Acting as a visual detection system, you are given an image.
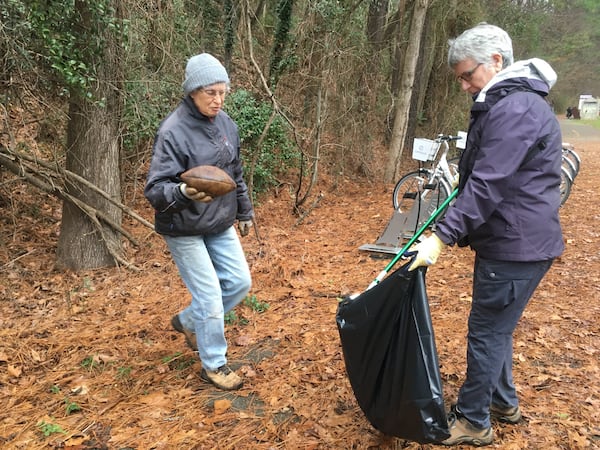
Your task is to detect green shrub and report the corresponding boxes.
[121,78,179,159]
[225,89,298,195]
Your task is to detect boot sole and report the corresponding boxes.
[443,436,493,446]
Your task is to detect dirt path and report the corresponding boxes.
[1,134,599,448]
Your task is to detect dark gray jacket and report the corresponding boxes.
[145,96,253,236]
[436,59,564,261]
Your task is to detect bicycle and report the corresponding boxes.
[392,134,462,232]
[392,135,579,232]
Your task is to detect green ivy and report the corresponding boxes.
[19,0,128,100]
[270,0,294,85]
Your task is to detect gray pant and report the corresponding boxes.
[457,256,553,429]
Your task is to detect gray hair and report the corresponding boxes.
[448,23,514,69]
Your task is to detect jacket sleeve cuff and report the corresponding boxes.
[175,183,193,203]
[434,230,454,247]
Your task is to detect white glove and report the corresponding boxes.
[408,234,446,271]
[451,173,460,190]
[180,183,212,203]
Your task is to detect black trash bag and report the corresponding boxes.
[336,262,450,443]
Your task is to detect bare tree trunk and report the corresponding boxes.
[405,11,435,142]
[389,0,407,97]
[56,0,123,270]
[384,0,429,183]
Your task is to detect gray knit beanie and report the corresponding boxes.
[182,53,230,95]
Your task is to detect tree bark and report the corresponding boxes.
[56,0,124,270]
[366,0,388,50]
[384,0,429,183]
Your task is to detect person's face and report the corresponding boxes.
[454,53,503,94]
[190,82,228,117]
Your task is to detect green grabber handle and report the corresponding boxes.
[365,188,459,291]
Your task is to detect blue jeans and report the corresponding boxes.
[164,227,251,371]
[457,256,553,429]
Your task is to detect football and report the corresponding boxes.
[180,165,236,197]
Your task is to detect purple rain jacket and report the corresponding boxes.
[144,96,253,236]
[435,59,564,261]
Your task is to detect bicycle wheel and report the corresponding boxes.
[392,170,450,231]
[560,165,572,206]
[562,146,581,177]
[393,169,428,210]
[562,155,577,181]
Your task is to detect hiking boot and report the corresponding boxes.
[490,403,522,424]
[201,365,243,390]
[171,314,198,351]
[442,406,494,446]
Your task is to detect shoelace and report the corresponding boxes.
[217,365,232,375]
[447,411,458,425]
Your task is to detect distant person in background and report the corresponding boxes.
[409,23,564,446]
[145,53,254,391]
[566,106,572,119]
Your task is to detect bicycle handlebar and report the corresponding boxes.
[436,134,462,142]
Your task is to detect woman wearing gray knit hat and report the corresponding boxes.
[145,53,254,391]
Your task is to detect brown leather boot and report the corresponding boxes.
[490,403,522,424]
[442,406,493,446]
[201,365,243,390]
[171,314,198,351]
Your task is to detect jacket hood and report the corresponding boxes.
[475,58,557,103]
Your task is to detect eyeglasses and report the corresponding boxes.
[457,63,483,83]
[200,88,230,98]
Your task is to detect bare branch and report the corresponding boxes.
[294,192,324,227]
[243,0,314,217]
[5,146,154,230]
[0,144,142,270]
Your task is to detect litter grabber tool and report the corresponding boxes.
[364,188,458,291]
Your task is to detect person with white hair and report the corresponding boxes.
[410,23,564,446]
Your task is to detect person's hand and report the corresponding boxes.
[238,220,252,237]
[180,183,212,202]
[408,234,446,271]
[451,173,460,190]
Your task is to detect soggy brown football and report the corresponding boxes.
[180,165,236,197]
